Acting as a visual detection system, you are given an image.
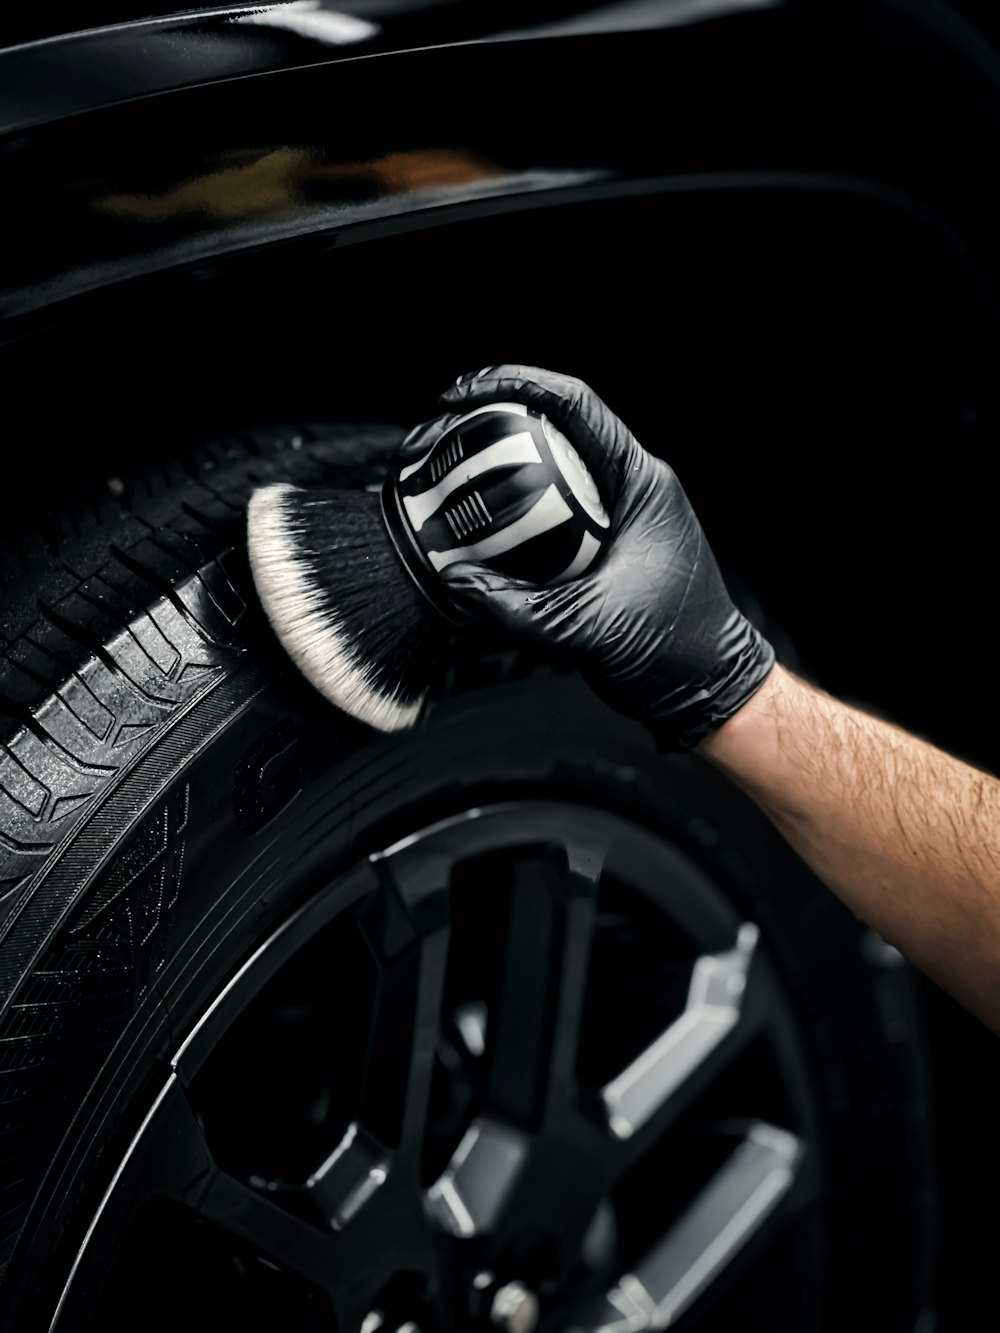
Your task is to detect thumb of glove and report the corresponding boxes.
[439,562,549,637]
[397,412,461,461]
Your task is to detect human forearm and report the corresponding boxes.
[699,665,1000,1031]
[413,367,1000,1031]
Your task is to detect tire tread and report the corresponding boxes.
[0,420,403,1282]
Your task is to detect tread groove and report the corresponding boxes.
[35,599,176,710]
[108,546,228,650]
[0,691,117,780]
[0,419,405,1302]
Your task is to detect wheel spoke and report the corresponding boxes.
[357,853,451,1165]
[195,1168,342,1290]
[488,835,603,1128]
[282,1120,392,1232]
[57,803,837,1333]
[199,1164,441,1332]
[53,1077,341,1324]
[568,1122,804,1331]
[598,924,766,1174]
[53,1077,205,1326]
[488,855,562,1124]
[121,1075,215,1207]
[424,832,604,1247]
[547,831,605,1118]
[426,1113,530,1237]
[134,1085,413,1305]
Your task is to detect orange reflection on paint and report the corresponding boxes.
[96,147,503,223]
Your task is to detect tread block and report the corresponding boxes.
[0,422,401,1283]
[0,660,54,711]
[55,676,114,744]
[145,527,215,573]
[74,573,150,629]
[190,559,246,629]
[4,640,70,691]
[41,593,122,656]
[145,593,233,665]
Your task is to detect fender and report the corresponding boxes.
[2,0,999,329]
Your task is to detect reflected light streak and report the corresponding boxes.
[239,1,380,46]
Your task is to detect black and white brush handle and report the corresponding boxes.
[381,402,611,620]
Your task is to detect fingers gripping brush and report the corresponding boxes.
[247,402,611,731]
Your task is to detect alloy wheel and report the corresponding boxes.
[55,801,825,1331]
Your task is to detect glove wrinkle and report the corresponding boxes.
[428,365,774,749]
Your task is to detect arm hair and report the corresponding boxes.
[699,665,1000,1031]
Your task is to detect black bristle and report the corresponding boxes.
[247,484,448,731]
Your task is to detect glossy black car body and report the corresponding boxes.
[2,0,997,748]
[1,2,998,1330]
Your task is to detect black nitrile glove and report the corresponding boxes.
[400,365,775,751]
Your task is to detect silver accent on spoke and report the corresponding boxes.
[602,923,759,1140]
[491,1280,541,1332]
[426,1115,528,1237]
[569,1122,802,1331]
[455,1001,488,1057]
[303,1120,390,1230]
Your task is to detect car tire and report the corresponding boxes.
[0,424,935,1332]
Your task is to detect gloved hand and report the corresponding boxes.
[400,365,775,751]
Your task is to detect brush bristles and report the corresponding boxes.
[247,483,443,732]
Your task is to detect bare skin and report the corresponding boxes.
[410,365,1000,1033]
[698,664,1000,1032]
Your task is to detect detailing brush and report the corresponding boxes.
[247,402,611,732]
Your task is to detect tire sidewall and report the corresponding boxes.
[2,666,932,1330]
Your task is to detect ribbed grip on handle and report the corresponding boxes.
[381,403,610,620]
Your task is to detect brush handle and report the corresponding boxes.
[381,403,610,621]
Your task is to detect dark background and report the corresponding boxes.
[10,178,996,1327]
[2,2,998,1326]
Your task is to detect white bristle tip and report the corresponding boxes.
[247,484,424,732]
